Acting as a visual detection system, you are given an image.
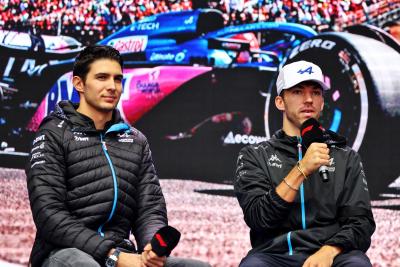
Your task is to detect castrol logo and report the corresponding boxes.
[108,36,148,53]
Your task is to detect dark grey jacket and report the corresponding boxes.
[234,129,375,256]
[26,101,167,266]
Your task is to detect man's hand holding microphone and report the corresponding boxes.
[276,118,331,201]
[107,226,180,267]
[300,142,330,179]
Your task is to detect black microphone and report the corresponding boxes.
[300,118,329,182]
[150,226,181,257]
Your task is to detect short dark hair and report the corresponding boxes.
[73,45,123,81]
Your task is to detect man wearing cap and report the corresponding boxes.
[234,61,375,266]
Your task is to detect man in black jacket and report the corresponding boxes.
[234,60,375,267]
[26,45,210,267]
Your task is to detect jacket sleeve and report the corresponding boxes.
[234,145,293,232]
[325,150,376,252]
[132,138,168,251]
[26,124,115,264]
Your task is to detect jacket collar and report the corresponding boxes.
[270,129,299,155]
[270,128,347,155]
[52,100,128,133]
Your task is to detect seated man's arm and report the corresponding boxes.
[234,145,294,232]
[324,150,376,252]
[132,137,168,251]
[26,125,116,264]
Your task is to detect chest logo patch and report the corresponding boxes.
[74,136,89,141]
[268,154,282,168]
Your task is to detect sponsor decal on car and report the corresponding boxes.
[3,57,47,77]
[175,52,185,63]
[131,22,160,31]
[150,52,175,61]
[136,80,160,93]
[107,36,148,53]
[149,52,186,62]
[184,16,194,25]
[223,131,267,145]
[289,39,336,59]
[136,69,161,93]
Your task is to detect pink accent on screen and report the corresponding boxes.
[27,66,211,131]
[120,66,211,124]
[332,90,340,102]
[26,98,47,132]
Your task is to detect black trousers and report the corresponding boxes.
[239,250,372,267]
[41,248,211,267]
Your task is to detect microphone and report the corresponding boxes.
[300,118,329,182]
[150,226,181,257]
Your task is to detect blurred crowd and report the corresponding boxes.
[0,0,399,44]
[200,0,400,31]
[0,0,192,44]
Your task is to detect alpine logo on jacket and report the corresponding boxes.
[117,132,134,143]
[73,132,89,141]
[74,136,89,141]
[57,120,65,128]
[267,154,282,168]
[326,157,335,172]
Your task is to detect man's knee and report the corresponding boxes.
[333,250,372,267]
[165,256,211,267]
[240,252,306,267]
[239,253,269,267]
[43,248,100,267]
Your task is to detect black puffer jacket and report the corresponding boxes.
[26,101,167,267]
[234,129,375,256]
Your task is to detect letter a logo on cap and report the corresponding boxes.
[297,66,314,75]
[275,60,330,96]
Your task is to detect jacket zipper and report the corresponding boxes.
[287,136,307,255]
[297,137,307,231]
[97,133,119,237]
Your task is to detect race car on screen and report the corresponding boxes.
[0,9,399,198]
[0,9,317,156]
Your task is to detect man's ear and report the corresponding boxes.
[72,76,84,94]
[275,95,285,112]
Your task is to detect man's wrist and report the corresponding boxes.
[322,245,342,258]
[296,160,309,179]
[105,248,121,267]
[108,248,116,257]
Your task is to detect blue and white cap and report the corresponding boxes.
[276,60,330,95]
